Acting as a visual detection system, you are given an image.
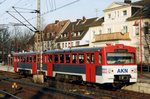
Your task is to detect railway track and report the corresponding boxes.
[0,71,93,99]
[0,71,150,99]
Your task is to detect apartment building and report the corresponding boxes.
[90,0,150,63]
[30,0,149,63]
[55,17,97,49]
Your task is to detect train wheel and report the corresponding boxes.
[112,82,123,90]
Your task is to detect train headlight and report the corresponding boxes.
[131,68,137,73]
[108,69,114,74]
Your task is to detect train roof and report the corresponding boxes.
[44,47,102,54]
[13,47,102,56]
[13,51,36,56]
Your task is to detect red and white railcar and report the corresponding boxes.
[13,44,137,86]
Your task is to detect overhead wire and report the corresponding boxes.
[3,0,36,26]
[50,0,53,10]
[2,0,80,29]
[6,11,34,32]
[12,6,37,31]
[54,0,56,10]
[22,0,80,23]
[13,7,36,11]
[46,0,49,12]
[0,0,24,21]
[0,0,7,5]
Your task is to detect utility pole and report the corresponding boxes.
[139,16,143,77]
[34,0,44,83]
[36,0,43,73]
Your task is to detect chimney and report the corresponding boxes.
[82,16,86,24]
[55,20,59,24]
[124,0,131,4]
[76,19,81,25]
[82,16,86,21]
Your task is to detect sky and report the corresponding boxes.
[0,0,140,29]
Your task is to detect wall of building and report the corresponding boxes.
[103,4,132,34]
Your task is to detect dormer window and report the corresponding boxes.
[108,13,111,19]
[64,33,66,37]
[52,32,54,37]
[47,33,49,38]
[123,10,127,16]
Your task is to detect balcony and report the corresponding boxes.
[93,32,130,42]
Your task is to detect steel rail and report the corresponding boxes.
[0,76,94,99]
[0,90,21,99]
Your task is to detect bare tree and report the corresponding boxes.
[0,27,11,63]
[143,22,150,64]
[11,27,33,52]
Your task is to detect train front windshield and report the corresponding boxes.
[107,53,135,65]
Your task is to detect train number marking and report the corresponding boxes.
[117,69,128,73]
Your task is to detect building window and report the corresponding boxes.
[65,43,67,47]
[76,41,79,46]
[57,43,60,49]
[107,28,111,33]
[123,10,127,16]
[78,32,80,36]
[99,30,102,34]
[47,33,49,38]
[93,31,95,37]
[114,11,116,18]
[64,34,66,37]
[135,26,139,35]
[68,42,70,47]
[62,43,64,48]
[123,26,128,33]
[108,13,111,19]
[74,32,76,36]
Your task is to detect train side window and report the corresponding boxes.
[79,54,84,63]
[60,54,64,63]
[42,55,45,63]
[24,57,26,62]
[91,53,95,63]
[18,56,20,62]
[66,54,70,63]
[54,54,58,63]
[26,56,28,62]
[49,55,52,63]
[21,56,24,62]
[37,55,40,62]
[86,54,90,63]
[34,56,36,62]
[72,54,77,63]
[29,56,32,62]
[99,54,102,64]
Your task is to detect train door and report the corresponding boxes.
[86,53,95,82]
[13,56,17,72]
[47,54,53,77]
[32,55,37,74]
